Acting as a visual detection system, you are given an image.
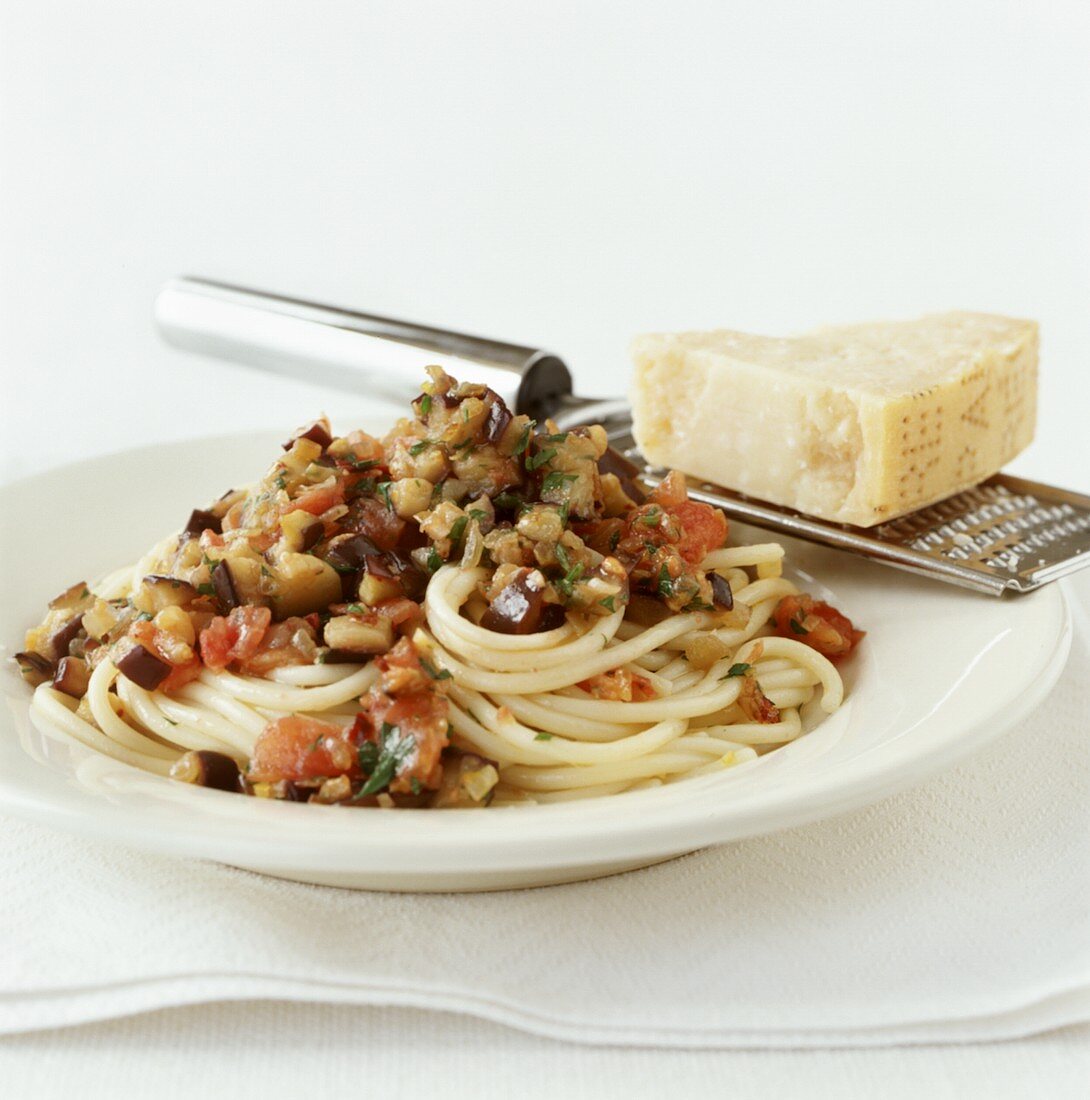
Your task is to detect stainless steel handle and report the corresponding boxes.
[154,276,574,420]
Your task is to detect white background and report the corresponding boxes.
[2,1,1089,1094]
[1,1,1089,488]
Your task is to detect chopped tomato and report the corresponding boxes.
[737,674,780,723]
[771,594,865,660]
[649,470,688,509]
[672,501,728,565]
[375,636,432,694]
[353,687,450,794]
[578,669,657,702]
[198,606,273,670]
[290,482,345,517]
[239,617,318,675]
[248,716,358,783]
[374,597,425,634]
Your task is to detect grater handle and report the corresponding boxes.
[154,277,575,422]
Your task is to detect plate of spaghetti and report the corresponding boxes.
[0,372,1070,890]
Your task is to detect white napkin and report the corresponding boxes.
[3,578,1088,1049]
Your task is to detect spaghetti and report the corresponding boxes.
[15,369,863,808]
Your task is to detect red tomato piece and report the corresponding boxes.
[672,500,728,565]
[771,594,865,660]
[199,606,273,670]
[248,716,358,783]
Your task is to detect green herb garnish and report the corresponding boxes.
[426,546,442,573]
[377,481,394,511]
[419,393,432,417]
[409,439,432,456]
[726,663,751,678]
[534,732,553,741]
[541,471,578,494]
[410,777,422,795]
[656,563,675,599]
[638,507,661,527]
[599,595,616,612]
[527,447,556,471]
[197,583,216,597]
[354,722,416,799]
[789,617,809,635]
[420,656,452,681]
[345,603,365,614]
[542,432,569,443]
[513,420,536,454]
[448,515,468,545]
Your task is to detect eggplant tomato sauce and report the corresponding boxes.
[17,369,862,808]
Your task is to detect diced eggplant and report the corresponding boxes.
[301,520,324,551]
[282,419,333,452]
[323,614,393,654]
[211,560,240,610]
[136,575,199,614]
[52,656,90,699]
[480,571,566,634]
[169,750,245,792]
[48,581,93,612]
[115,644,171,690]
[709,572,734,611]
[48,614,85,660]
[183,508,222,538]
[324,532,380,574]
[599,447,646,504]
[483,390,513,443]
[14,651,54,687]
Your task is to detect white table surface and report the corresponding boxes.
[2,2,1088,1094]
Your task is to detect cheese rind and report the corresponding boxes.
[630,312,1038,528]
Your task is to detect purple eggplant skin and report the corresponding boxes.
[483,390,513,443]
[211,560,240,610]
[52,656,90,699]
[183,508,222,538]
[709,572,734,611]
[480,573,566,635]
[14,651,55,687]
[598,447,646,504]
[115,644,172,690]
[282,420,333,451]
[48,614,86,662]
[170,750,246,793]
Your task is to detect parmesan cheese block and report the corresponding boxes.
[630,312,1038,528]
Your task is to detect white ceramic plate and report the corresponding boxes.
[0,431,1072,891]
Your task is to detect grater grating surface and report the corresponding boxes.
[602,419,1090,597]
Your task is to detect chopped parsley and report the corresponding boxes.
[410,777,422,795]
[134,611,154,622]
[408,439,432,456]
[534,732,553,741]
[513,420,537,454]
[554,543,572,572]
[556,562,584,598]
[468,508,488,524]
[448,515,468,545]
[420,656,452,681]
[345,603,365,614]
[354,722,416,799]
[273,474,287,490]
[419,393,432,417]
[197,582,217,597]
[638,507,662,526]
[426,546,442,573]
[725,663,751,678]
[558,500,571,527]
[376,481,394,511]
[541,471,578,494]
[542,431,569,443]
[493,491,524,510]
[656,563,675,599]
[526,447,556,471]
[599,595,616,612]
[789,617,810,635]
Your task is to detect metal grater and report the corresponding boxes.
[154,277,1090,597]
